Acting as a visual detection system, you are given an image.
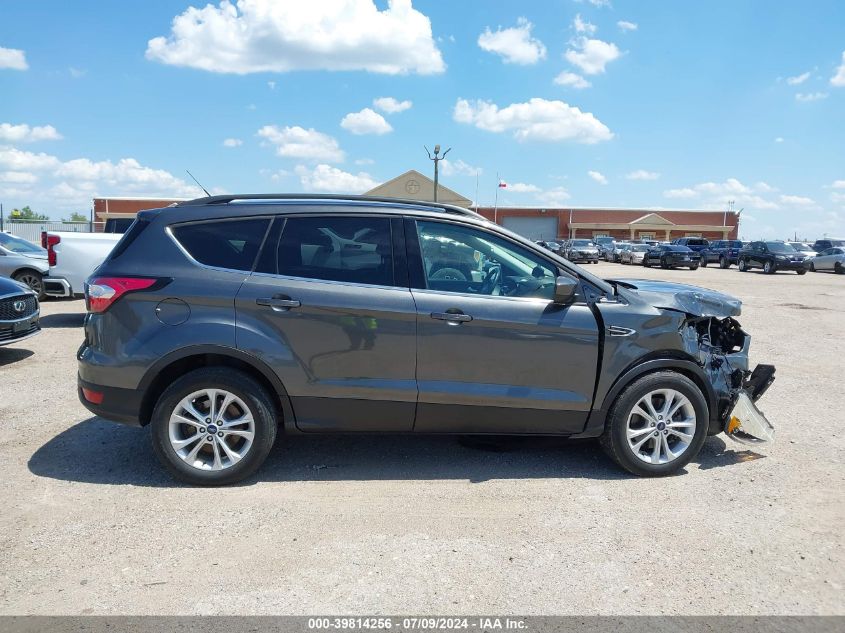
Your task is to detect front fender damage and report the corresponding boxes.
[680,314,776,444]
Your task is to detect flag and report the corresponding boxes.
[498,180,507,188]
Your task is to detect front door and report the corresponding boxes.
[406,218,600,434]
[236,215,417,432]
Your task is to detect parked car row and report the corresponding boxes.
[535,235,845,275]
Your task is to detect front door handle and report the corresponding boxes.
[257,296,301,311]
[431,310,472,324]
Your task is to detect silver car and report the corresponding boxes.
[620,243,650,264]
[808,247,845,274]
[0,233,50,299]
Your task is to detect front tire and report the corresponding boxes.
[836,262,844,275]
[720,257,730,269]
[738,258,748,272]
[599,371,709,476]
[150,367,278,486]
[13,270,44,300]
[763,260,775,274]
[700,258,708,268]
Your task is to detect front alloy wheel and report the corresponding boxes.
[13,271,44,299]
[763,260,775,274]
[738,258,748,272]
[600,371,708,476]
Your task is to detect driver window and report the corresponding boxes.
[415,220,556,299]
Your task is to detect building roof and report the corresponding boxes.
[365,170,472,207]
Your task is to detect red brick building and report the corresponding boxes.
[474,207,739,242]
[93,197,186,227]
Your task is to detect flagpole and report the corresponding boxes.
[494,172,499,224]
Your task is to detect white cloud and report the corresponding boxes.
[355,158,375,166]
[795,92,828,102]
[617,20,638,32]
[0,46,28,70]
[662,179,785,211]
[0,123,62,143]
[440,159,482,177]
[507,182,540,193]
[831,180,845,189]
[779,194,815,206]
[294,164,377,193]
[453,97,613,144]
[222,138,243,147]
[257,125,344,162]
[477,17,547,65]
[831,192,845,204]
[535,186,571,206]
[786,71,810,85]
[588,0,611,6]
[267,80,276,90]
[0,146,61,171]
[69,67,86,78]
[626,169,660,181]
[574,14,597,35]
[831,51,845,87]
[588,170,608,184]
[0,171,38,184]
[554,71,591,89]
[146,0,445,75]
[565,37,621,75]
[373,97,412,113]
[340,108,393,135]
[774,137,784,143]
[663,187,696,199]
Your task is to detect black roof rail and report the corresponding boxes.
[175,193,483,218]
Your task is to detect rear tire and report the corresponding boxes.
[700,258,708,268]
[836,262,844,275]
[763,260,775,274]
[738,258,748,272]
[599,371,709,477]
[720,257,730,269]
[796,269,807,275]
[689,264,699,270]
[150,367,278,486]
[809,262,816,272]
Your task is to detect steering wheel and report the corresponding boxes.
[480,264,501,295]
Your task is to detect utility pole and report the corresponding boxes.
[0,203,4,232]
[424,144,450,202]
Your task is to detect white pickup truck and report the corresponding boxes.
[41,231,123,298]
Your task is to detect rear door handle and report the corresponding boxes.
[257,296,301,311]
[430,311,472,324]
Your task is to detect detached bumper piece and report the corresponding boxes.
[725,364,776,445]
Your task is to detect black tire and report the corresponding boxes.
[738,258,748,272]
[660,258,670,269]
[13,269,45,300]
[689,264,699,270]
[720,257,730,269]
[796,269,807,275]
[150,367,278,486]
[809,262,816,272]
[599,371,709,476]
[763,260,775,274]
[700,258,708,268]
[836,262,844,275]
[643,258,650,267]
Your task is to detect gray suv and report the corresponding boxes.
[78,195,776,485]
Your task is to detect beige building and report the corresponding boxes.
[365,169,471,208]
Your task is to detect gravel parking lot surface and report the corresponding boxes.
[0,263,842,615]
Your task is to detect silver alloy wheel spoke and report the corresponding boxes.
[626,388,696,465]
[168,389,255,472]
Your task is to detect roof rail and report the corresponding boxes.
[175,193,482,218]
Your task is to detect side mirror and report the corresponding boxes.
[553,275,577,304]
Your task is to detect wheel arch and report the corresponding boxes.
[574,356,718,438]
[137,345,295,429]
[12,266,45,279]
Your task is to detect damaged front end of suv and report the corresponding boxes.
[609,279,776,445]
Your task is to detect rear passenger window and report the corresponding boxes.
[172,218,270,271]
[266,216,394,286]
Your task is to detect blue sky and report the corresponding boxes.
[1,0,844,239]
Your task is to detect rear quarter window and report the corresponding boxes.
[171,218,271,271]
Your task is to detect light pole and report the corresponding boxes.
[424,144,451,202]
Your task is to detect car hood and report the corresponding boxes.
[0,275,33,295]
[609,278,742,317]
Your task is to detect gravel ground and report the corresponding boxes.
[0,263,842,615]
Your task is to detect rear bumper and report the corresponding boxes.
[77,375,145,427]
[44,277,73,297]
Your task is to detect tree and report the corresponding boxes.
[10,206,50,221]
[63,212,88,222]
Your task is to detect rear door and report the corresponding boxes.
[236,214,417,432]
[406,217,599,434]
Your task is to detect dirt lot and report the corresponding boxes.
[0,263,843,615]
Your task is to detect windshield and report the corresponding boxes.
[631,245,649,252]
[667,245,691,252]
[766,242,796,253]
[830,240,845,247]
[594,237,614,245]
[0,233,44,254]
[571,239,595,247]
[788,242,810,250]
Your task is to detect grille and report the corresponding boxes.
[0,321,39,342]
[0,294,38,321]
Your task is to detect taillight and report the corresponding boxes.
[86,277,157,313]
[42,232,60,266]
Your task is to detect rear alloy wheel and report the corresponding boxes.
[763,260,775,274]
[13,270,44,300]
[738,258,748,272]
[600,371,708,476]
[151,367,278,485]
[720,257,730,269]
